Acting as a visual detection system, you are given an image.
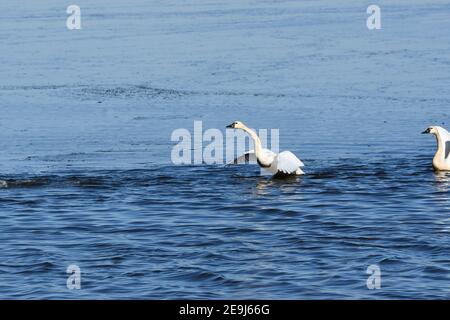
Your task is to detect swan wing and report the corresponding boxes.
[437,127,450,159]
[231,149,276,164]
[446,141,450,159]
[232,150,256,164]
[276,151,304,174]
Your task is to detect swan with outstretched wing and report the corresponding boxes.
[227,121,305,176]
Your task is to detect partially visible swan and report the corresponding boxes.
[226,121,305,176]
[422,125,450,171]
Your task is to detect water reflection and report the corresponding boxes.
[433,171,450,193]
[254,178,274,195]
[254,175,301,195]
[432,171,450,233]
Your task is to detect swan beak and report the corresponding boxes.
[226,123,234,128]
[422,129,430,134]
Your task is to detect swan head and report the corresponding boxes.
[226,121,246,130]
[422,126,442,136]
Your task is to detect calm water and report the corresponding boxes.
[0,0,449,299]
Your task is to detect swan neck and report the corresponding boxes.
[242,125,272,166]
[242,126,262,155]
[434,132,444,160]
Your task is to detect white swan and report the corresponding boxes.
[422,125,450,171]
[226,121,305,176]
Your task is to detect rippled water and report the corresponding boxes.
[0,158,449,299]
[1,0,450,299]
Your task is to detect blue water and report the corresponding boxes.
[0,0,449,299]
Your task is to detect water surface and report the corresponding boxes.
[0,0,449,299]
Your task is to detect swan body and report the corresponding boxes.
[227,121,305,176]
[422,126,450,171]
